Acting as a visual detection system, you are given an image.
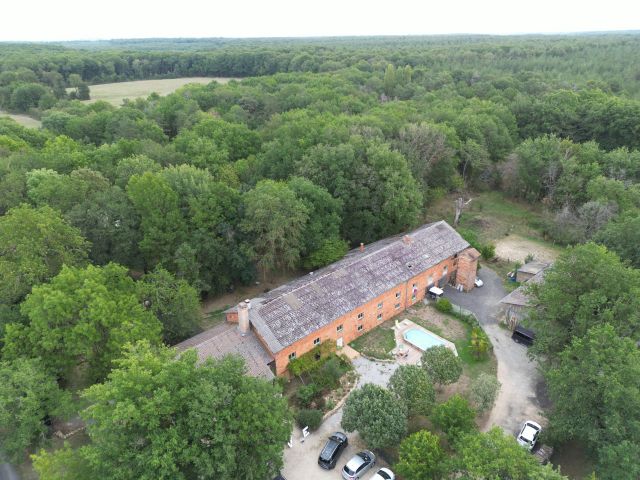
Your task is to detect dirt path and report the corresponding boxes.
[444,267,546,435]
[494,234,560,264]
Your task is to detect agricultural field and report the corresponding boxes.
[0,109,41,128]
[72,77,238,105]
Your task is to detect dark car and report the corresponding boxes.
[512,325,535,346]
[318,432,348,469]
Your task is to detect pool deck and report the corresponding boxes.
[391,318,458,365]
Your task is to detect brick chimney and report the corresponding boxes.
[359,242,365,252]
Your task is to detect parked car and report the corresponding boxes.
[474,277,484,287]
[517,420,542,451]
[511,325,535,346]
[342,451,376,479]
[318,432,348,469]
[272,475,286,480]
[371,467,396,480]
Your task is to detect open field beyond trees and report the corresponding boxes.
[73,77,238,105]
[0,109,41,128]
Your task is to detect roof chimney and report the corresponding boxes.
[403,235,412,245]
[238,300,250,336]
[359,242,365,252]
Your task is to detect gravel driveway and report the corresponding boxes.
[445,267,546,435]
[281,357,397,480]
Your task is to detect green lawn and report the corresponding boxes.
[349,321,396,360]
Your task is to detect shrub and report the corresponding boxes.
[388,365,436,416]
[479,244,496,260]
[288,341,336,378]
[396,430,447,480]
[435,298,453,313]
[311,356,344,390]
[296,409,323,431]
[421,345,463,385]
[470,373,501,413]
[432,394,477,442]
[296,383,318,407]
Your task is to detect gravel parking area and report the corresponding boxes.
[281,356,397,480]
[444,267,546,435]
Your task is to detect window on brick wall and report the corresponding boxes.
[395,291,401,298]
[377,302,383,309]
[357,324,364,331]
[394,302,401,309]
[337,324,343,333]
[428,275,433,285]
[443,266,448,276]
[357,312,364,320]
[313,337,320,346]
[377,313,383,320]
[288,352,296,360]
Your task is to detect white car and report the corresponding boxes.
[474,277,484,287]
[371,468,395,480]
[342,451,376,479]
[517,420,542,451]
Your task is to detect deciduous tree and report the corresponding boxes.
[420,345,463,386]
[342,383,407,450]
[387,364,436,417]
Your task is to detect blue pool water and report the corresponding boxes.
[403,328,447,351]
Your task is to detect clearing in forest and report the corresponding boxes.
[74,77,238,106]
[0,109,42,128]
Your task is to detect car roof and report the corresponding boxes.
[345,455,365,470]
[374,468,393,479]
[520,422,541,441]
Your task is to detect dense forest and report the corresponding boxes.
[1,34,639,479]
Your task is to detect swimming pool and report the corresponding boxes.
[403,328,448,351]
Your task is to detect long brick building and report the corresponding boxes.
[215,220,480,376]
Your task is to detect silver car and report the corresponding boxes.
[342,450,376,480]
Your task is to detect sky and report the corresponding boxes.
[3,0,639,42]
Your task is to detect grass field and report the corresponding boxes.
[0,109,42,128]
[73,77,238,106]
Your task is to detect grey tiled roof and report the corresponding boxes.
[518,261,549,275]
[249,221,470,353]
[175,323,275,379]
[500,268,548,307]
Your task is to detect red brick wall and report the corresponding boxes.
[270,254,466,375]
[226,311,238,323]
[456,247,480,292]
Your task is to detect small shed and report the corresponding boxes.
[516,262,549,283]
[500,268,548,329]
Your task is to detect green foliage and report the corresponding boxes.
[395,430,446,480]
[296,384,318,408]
[303,237,349,269]
[0,204,89,305]
[0,358,72,463]
[435,297,453,313]
[3,263,162,384]
[470,373,501,412]
[136,267,202,345]
[241,179,309,278]
[469,327,490,359]
[387,364,436,417]
[454,428,568,479]
[432,394,476,442]
[296,409,323,431]
[545,324,640,480]
[31,342,292,479]
[420,345,463,385]
[342,383,407,450]
[595,212,640,268]
[528,243,640,363]
[126,171,187,270]
[287,340,336,378]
